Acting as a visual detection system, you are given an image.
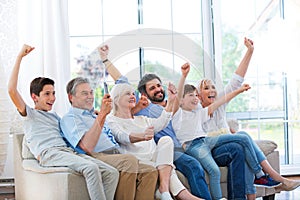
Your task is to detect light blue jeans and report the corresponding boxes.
[185,137,223,200]
[186,132,266,199]
[39,146,119,200]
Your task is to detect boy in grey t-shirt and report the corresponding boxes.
[8,44,119,200]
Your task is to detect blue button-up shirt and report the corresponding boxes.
[60,107,119,154]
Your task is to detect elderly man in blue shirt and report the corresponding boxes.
[60,77,158,200]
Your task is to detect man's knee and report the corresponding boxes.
[213,143,245,166]
[174,154,205,177]
[119,154,139,172]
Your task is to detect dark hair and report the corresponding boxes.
[183,84,197,97]
[66,77,90,104]
[137,74,162,94]
[30,77,54,96]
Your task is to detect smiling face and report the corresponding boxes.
[198,79,217,108]
[181,90,199,111]
[145,78,165,103]
[118,90,136,110]
[110,83,136,115]
[70,83,94,111]
[32,84,56,111]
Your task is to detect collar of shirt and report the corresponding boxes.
[70,107,96,117]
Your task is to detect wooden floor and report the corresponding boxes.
[1,176,300,200]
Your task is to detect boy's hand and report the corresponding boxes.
[181,62,190,78]
[19,44,34,58]
[98,45,109,61]
[167,82,177,101]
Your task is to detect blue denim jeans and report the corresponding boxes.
[237,131,266,195]
[186,132,265,198]
[212,143,246,200]
[174,150,212,200]
[245,162,256,195]
[200,133,263,173]
[237,131,266,163]
[185,138,223,199]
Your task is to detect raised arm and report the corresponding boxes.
[98,45,149,115]
[235,37,254,78]
[8,44,35,116]
[174,62,190,114]
[207,83,251,115]
[79,94,112,154]
[164,82,177,113]
[98,45,122,81]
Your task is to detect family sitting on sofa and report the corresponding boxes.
[8,39,300,200]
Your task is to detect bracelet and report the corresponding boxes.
[102,59,109,63]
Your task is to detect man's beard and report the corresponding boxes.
[148,91,165,103]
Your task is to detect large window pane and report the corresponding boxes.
[172,0,202,33]
[68,0,102,36]
[219,0,300,167]
[143,0,172,29]
[102,0,138,34]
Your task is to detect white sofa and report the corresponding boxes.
[13,134,89,200]
[14,133,280,200]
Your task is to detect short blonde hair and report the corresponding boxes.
[110,83,135,114]
[198,79,215,93]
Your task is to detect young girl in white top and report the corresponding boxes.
[198,77,300,197]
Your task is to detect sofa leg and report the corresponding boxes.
[262,194,275,200]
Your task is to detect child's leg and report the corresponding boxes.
[40,147,119,200]
[186,138,222,199]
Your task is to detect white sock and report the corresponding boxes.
[161,192,173,200]
[255,171,265,179]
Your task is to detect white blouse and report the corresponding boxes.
[106,110,172,162]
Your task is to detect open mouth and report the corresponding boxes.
[154,91,163,96]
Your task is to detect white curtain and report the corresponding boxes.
[0,58,10,175]
[17,0,70,116]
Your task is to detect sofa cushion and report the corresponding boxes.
[255,140,277,156]
[22,138,35,159]
[22,159,78,174]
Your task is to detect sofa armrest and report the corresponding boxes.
[255,140,278,156]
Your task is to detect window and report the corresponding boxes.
[68,0,300,169]
[68,0,208,107]
[217,0,300,166]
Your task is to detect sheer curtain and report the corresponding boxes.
[17,0,70,116]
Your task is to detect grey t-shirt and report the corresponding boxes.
[23,105,66,159]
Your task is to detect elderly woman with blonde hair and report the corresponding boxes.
[106,83,202,200]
